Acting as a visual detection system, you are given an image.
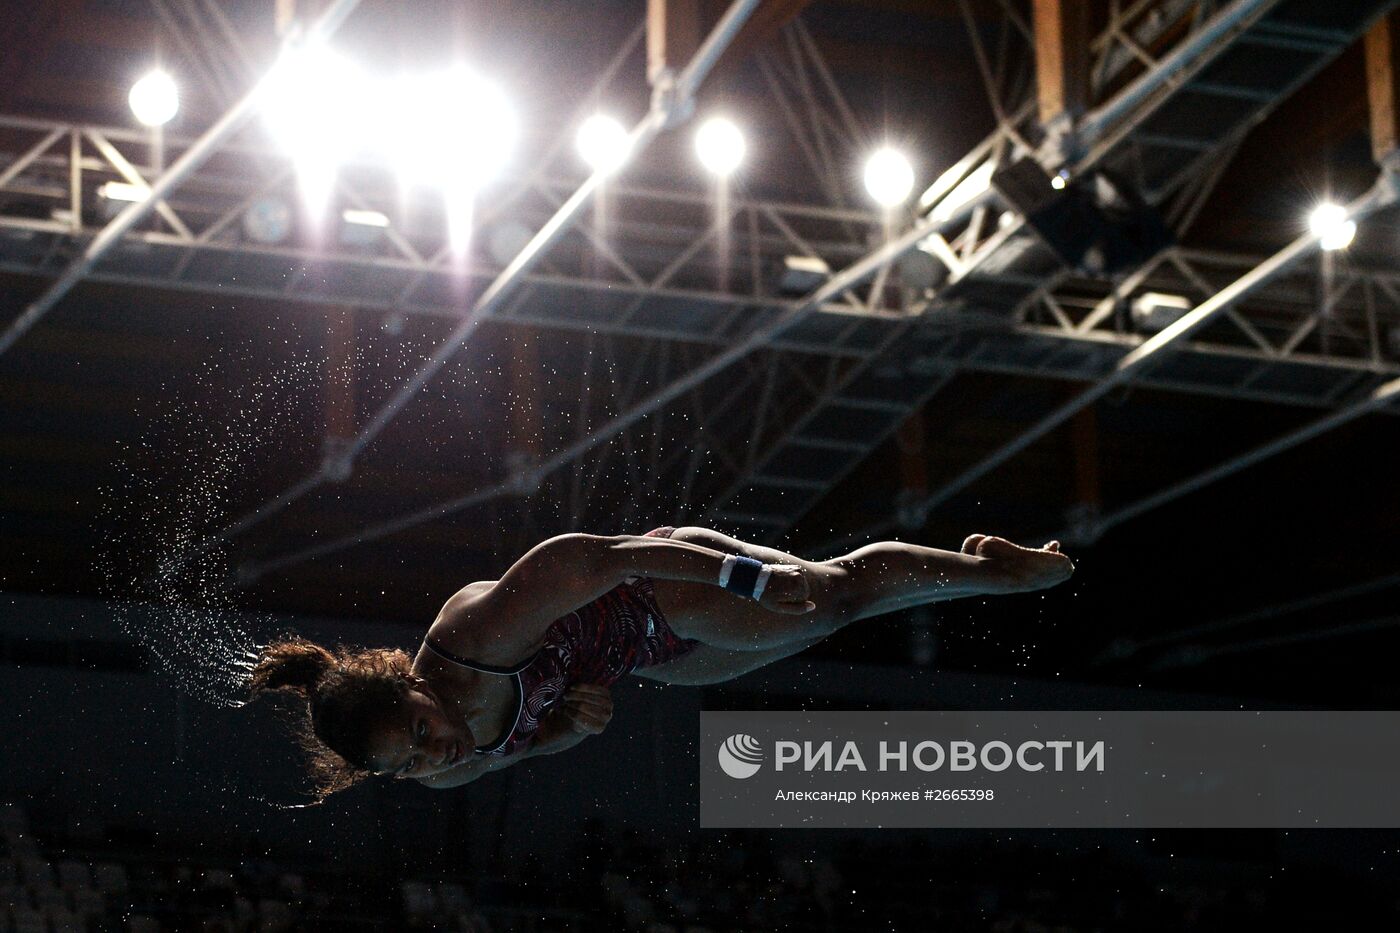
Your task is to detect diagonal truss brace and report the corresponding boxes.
[239,0,1329,575]
[904,171,1400,526]
[0,0,364,357]
[206,0,766,569]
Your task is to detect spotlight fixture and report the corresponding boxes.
[1050,169,1070,190]
[389,69,517,191]
[263,48,363,155]
[895,247,944,291]
[262,48,363,214]
[992,158,1170,274]
[1308,202,1356,251]
[695,117,745,177]
[576,114,631,174]
[453,71,516,185]
[128,69,179,127]
[339,208,389,248]
[241,196,293,244]
[98,182,148,203]
[342,208,389,227]
[777,255,830,294]
[1130,292,1192,332]
[863,147,914,207]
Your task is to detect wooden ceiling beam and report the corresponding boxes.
[1032,0,1089,131]
[1366,11,1400,165]
[699,0,814,86]
[649,0,704,86]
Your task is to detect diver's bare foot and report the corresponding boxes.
[964,534,1074,593]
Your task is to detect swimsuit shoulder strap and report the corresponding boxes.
[422,636,534,675]
[422,636,534,757]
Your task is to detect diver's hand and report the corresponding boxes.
[553,684,614,735]
[962,534,1075,593]
[757,564,815,614]
[530,684,614,757]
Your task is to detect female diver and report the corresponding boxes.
[250,527,1073,799]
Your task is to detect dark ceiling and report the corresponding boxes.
[1,0,1397,707]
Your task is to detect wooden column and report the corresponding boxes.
[1033,0,1090,129]
[648,0,702,85]
[1366,12,1400,165]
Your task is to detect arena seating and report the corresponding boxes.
[4,799,1397,931]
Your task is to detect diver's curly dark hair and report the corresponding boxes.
[249,636,413,802]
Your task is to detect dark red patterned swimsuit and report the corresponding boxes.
[421,527,702,758]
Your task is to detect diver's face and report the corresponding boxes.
[366,685,474,779]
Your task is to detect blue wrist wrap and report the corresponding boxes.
[724,555,764,597]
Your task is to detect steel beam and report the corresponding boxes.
[1367,11,1400,165]
[1149,614,1400,671]
[205,0,764,559]
[239,185,997,579]
[1097,570,1400,667]
[1074,0,1282,161]
[909,174,1399,521]
[0,0,363,357]
[3,216,1394,380]
[326,0,762,473]
[1087,371,1400,539]
[236,0,1391,573]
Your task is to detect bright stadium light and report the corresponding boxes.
[129,69,179,127]
[1131,292,1193,332]
[262,48,366,215]
[263,48,365,154]
[576,114,631,174]
[457,73,516,183]
[342,208,389,227]
[242,197,293,244]
[298,155,338,218]
[269,49,367,151]
[446,185,475,256]
[339,208,389,248]
[863,147,915,207]
[389,69,517,191]
[695,117,745,177]
[98,181,149,202]
[1308,202,1356,251]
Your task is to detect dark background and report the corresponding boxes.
[2,0,1400,929]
